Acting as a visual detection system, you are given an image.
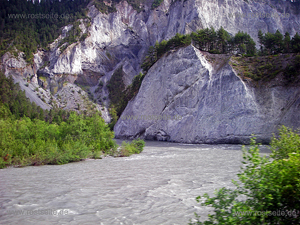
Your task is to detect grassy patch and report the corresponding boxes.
[38,76,47,83]
[230,54,300,83]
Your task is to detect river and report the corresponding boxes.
[0,140,270,225]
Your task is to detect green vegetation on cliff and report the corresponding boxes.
[190,126,300,225]
[142,33,192,72]
[0,71,70,122]
[258,30,300,55]
[142,28,300,76]
[107,67,145,129]
[151,0,164,9]
[0,0,89,63]
[230,54,300,82]
[0,71,145,168]
[142,27,256,73]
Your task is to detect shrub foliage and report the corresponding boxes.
[190,126,300,225]
[119,138,145,157]
[0,71,146,168]
[0,109,117,168]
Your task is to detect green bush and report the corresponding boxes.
[142,33,192,73]
[0,110,117,168]
[151,0,164,9]
[131,138,145,154]
[271,126,300,160]
[119,138,145,157]
[190,127,300,225]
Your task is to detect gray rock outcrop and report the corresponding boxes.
[114,45,300,144]
[47,0,300,78]
[30,0,298,88]
[1,0,300,127]
[38,0,300,118]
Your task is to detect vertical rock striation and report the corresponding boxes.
[114,45,300,144]
[2,0,300,125]
[44,0,300,82]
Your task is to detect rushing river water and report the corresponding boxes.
[0,140,270,225]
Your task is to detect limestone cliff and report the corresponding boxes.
[46,0,300,80]
[35,0,300,114]
[1,0,300,128]
[114,45,300,144]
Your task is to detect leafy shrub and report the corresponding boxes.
[119,138,145,157]
[0,110,117,168]
[131,138,145,153]
[190,127,300,225]
[271,126,300,160]
[119,141,136,157]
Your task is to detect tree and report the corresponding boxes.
[246,37,256,56]
[284,32,291,53]
[208,27,217,52]
[291,32,300,53]
[217,26,230,53]
[263,32,274,54]
[156,39,167,58]
[233,31,255,55]
[193,29,210,51]
[141,45,157,72]
[273,30,284,53]
[190,127,300,225]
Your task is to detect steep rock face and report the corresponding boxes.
[1,52,52,110]
[45,0,300,82]
[39,0,300,115]
[114,45,300,144]
[2,0,300,122]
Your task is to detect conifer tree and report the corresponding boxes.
[291,32,300,53]
[217,26,230,54]
[284,32,291,53]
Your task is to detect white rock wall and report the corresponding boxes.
[114,45,300,144]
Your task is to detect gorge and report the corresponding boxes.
[1,0,300,143]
